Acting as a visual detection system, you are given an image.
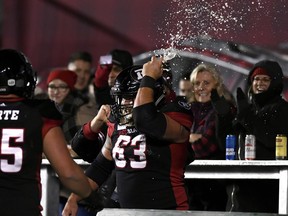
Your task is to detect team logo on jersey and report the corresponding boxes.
[178,101,191,110]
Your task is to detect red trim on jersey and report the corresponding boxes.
[83,122,101,140]
[82,121,115,140]
[107,121,115,137]
[42,117,63,137]
[169,143,189,210]
[0,97,25,102]
[165,111,192,209]
[166,111,193,130]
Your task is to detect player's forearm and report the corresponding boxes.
[59,166,92,199]
[90,116,105,133]
[89,104,110,133]
[68,192,82,203]
[65,177,99,202]
[134,86,154,107]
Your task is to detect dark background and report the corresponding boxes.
[1,0,288,79]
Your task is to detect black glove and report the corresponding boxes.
[234,87,254,133]
[79,190,105,213]
[94,64,112,88]
[236,87,249,115]
[210,89,230,116]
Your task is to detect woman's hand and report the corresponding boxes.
[190,133,202,143]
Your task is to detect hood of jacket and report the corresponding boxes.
[247,60,284,107]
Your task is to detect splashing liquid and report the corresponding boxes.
[163,47,178,61]
[153,47,178,62]
[157,0,265,51]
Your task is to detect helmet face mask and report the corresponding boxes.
[119,97,134,125]
[111,93,135,126]
[0,49,36,98]
[110,65,142,125]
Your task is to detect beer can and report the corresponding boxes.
[276,134,287,160]
[226,135,236,160]
[245,134,256,160]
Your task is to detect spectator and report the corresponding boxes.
[62,57,193,216]
[235,60,288,160]
[0,49,95,216]
[47,68,77,110]
[65,52,99,142]
[189,63,236,159]
[93,49,133,109]
[186,63,236,211]
[178,72,193,98]
[228,60,288,213]
[67,51,93,97]
[46,67,97,216]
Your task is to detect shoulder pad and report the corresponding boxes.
[160,96,191,114]
[30,99,63,120]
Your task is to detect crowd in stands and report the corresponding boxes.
[0,46,287,215]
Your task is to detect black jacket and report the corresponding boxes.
[235,60,288,160]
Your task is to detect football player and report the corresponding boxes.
[62,56,194,216]
[0,49,96,215]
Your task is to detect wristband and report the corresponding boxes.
[83,122,101,140]
[140,76,156,89]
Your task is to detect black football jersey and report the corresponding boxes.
[0,98,62,216]
[110,98,193,209]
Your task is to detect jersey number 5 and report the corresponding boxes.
[0,128,24,173]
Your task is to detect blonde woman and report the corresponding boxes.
[187,63,236,211]
[189,64,235,157]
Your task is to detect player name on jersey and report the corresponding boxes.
[0,110,20,120]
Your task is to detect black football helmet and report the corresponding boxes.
[0,49,36,98]
[110,65,141,125]
[110,64,172,125]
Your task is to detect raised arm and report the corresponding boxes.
[71,105,110,162]
[133,56,190,143]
